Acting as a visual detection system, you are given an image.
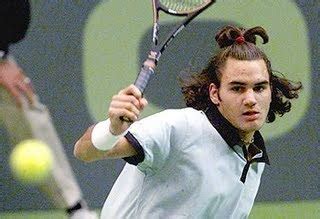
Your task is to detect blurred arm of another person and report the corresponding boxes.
[0,57,35,106]
[0,0,34,106]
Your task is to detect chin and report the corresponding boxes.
[240,122,264,133]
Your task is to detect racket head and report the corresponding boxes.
[156,0,214,15]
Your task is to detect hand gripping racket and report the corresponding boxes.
[122,0,215,122]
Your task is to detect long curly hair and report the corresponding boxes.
[180,25,302,123]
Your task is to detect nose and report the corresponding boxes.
[243,89,257,107]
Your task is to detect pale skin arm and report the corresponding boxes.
[74,85,148,162]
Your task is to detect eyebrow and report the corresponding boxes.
[229,80,270,86]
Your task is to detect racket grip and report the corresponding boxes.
[120,64,155,123]
[134,64,155,93]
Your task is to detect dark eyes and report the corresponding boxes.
[230,85,267,93]
[253,85,267,92]
[231,86,244,92]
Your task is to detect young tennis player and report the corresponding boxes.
[75,25,302,218]
[0,1,97,218]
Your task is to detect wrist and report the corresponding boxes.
[109,122,126,136]
[91,118,128,151]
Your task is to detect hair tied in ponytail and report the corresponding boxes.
[235,35,245,44]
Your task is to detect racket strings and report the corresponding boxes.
[160,0,210,13]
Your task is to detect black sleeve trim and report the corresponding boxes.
[122,131,145,165]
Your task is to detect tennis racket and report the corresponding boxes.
[122,0,215,122]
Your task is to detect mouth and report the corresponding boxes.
[242,111,260,121]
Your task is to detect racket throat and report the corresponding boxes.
[147,50,160,65]
[152,23,159,45]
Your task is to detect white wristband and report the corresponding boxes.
[91,119,128,151]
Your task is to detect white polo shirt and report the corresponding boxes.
[101,107,269,219]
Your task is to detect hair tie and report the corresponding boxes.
[235,36,245,44]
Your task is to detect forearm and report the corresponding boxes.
[74,125,106,162]
[73,125,138,162]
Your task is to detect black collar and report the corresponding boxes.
[204,105,270,165]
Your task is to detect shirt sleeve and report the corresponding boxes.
[0,0,31,53]
[124,109,189,174]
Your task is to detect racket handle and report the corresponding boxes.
[134,64,155,93]
[120,64,155,123]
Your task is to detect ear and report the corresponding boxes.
[209,83,220,105]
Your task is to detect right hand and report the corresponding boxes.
[0,58,35,107]
[108,84,148,135]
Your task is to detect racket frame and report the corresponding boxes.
[151,0,215,62]
[121,0,215,122]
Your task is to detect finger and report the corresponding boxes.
[118,84,142,100]
[16,80,35,105]
[5,84,23,107]
[139,98,148,110]
[111,94,140,108]
[22,77,35,104]
[109,108,138,122]
[109,101,140,117]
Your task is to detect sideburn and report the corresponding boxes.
[214,87,223,106]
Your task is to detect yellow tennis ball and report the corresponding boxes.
[9,139,53,184]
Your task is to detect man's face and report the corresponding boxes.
[209,58,272,135]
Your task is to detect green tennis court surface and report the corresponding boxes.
[249,200,319,219]
[1,200,319,218]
